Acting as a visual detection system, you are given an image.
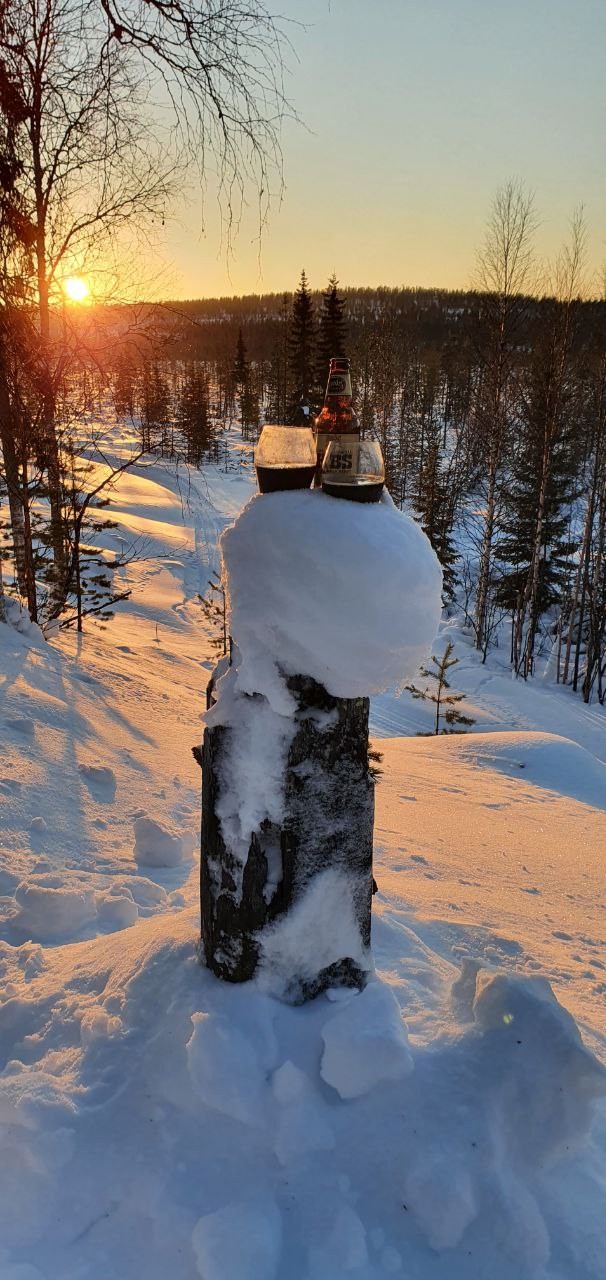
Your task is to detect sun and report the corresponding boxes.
[63,276,90,303]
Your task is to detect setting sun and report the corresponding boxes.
[63,275,89,303]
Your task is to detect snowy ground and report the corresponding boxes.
[0,436,605,1280]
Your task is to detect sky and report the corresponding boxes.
[160,0,605,299]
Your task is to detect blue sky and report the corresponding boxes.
[163,0,605,297]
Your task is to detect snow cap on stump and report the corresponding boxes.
[220,489,442,702]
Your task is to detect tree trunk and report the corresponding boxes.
[0,393,27,598]
[199,673,374,1002]
[0,360,37,620]
[0,537,6,622]
[475,456,498,655]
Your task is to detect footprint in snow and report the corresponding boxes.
[78,764,117,802]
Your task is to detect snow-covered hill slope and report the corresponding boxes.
[0,441,605,1280]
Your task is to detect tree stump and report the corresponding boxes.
[198,671,374,1001]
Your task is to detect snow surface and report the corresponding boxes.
[320,980,414,1098]
[0,427,605,1279]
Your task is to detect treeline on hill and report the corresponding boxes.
[103,223,606,705]
[1,175,605,704]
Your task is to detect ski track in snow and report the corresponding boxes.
[0,427,605,1280]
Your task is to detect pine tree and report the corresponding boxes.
[406,641,475,734]
[287,269,316,423]
[316,274,347,392]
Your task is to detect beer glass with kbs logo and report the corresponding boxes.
[321,439,385,503]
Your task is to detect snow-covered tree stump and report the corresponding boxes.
[200,673,374,1000]
[197,487,443,1003]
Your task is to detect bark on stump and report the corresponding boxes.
[199,673,374,1002]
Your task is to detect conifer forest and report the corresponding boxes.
[2,248,605,704]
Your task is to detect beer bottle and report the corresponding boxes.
[314,357,359,481]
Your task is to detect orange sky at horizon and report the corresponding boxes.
[64,1,605,304]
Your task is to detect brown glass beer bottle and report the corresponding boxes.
[314,357,359,481]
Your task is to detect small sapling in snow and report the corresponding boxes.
[406,640,476,735]
[199,570,228,656]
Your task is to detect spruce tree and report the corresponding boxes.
[266,293,290,424]
[494,352,581,633]
[113,350,136,418]
[139,362,170,454]
[233,327,248,388]
[316,274,347,392]
[231,328,259,439]
[415,438,458,600]
[178,365,212,465]
[406,641,475,735]
[287,269,316,423]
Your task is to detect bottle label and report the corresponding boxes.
[326,372,352,398]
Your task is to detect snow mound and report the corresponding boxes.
[320,980,414,1098]
[399,969,606,1264]
[471,971,606,1165]
[96,887,139,930]
[78,762,117,799]
[454,731,606,810]
[134,816,194,867]
[0,598,45,646]
[192,1195,282,1280]
[308,1204,369,1275]
[187,993,278,1127]
[7,871,175,943]
[220,489,442,701]
[404,1158,478,1251]
[11,874,97,941]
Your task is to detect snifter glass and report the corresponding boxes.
[254,425,316,493]
[321,439,385,503]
